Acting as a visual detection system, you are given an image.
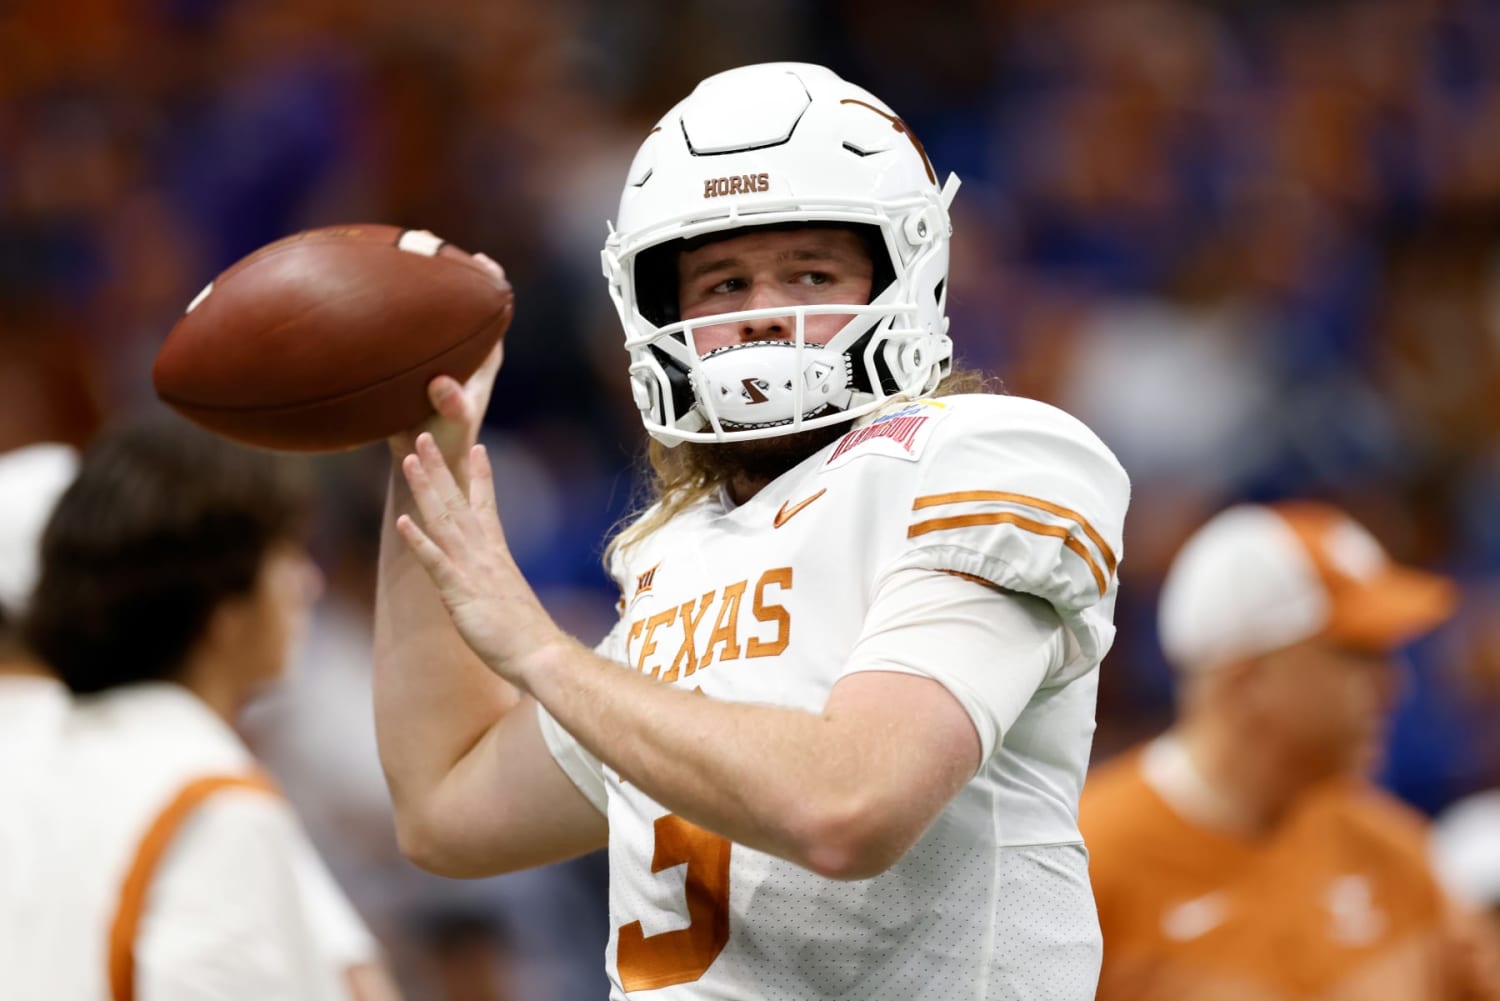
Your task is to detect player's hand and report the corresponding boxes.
[394,432,568,683]
[387,254,507,475]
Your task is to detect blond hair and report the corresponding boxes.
[604,366,997,569]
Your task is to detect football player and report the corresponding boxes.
[376,62,1129,999]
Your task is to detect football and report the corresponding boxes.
[152,224,514,452]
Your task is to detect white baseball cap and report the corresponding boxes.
[1158,501,1457,671]
[0,443,79,618]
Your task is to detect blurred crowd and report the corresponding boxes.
[3,0,1500,998]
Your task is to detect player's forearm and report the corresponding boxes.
[373,470,521,829]
[520,640,917,879]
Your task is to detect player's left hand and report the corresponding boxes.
[394,431,568,683]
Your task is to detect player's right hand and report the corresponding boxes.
[387,254,506,474]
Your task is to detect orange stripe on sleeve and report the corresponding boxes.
[908,511,1109,595]
[912,490,1118,574]
[109,772,279,1001]
[940,569,1000,589]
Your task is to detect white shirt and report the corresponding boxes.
[0,674,72,958]
[541,394,1131,1000]
[0,682,380,1001]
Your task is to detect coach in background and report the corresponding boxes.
[1,420,400,1001]
[1082,501,1500,1000]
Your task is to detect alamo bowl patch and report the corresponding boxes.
[823,399,946,470]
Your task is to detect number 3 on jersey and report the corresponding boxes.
[617,814,733,992]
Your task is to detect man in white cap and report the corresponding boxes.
[1081,500,1499,999]
[0,442,81,974]
[0,443,79,782]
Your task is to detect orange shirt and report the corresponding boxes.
[1081,744,1499,1001]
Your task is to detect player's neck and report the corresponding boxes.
[677,424,847,508]
[726,472,771,506]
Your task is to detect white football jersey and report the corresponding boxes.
[541,394,1130,1000]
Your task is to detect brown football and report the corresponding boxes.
[152,224,514,452]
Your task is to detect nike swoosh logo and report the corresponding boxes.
[773,488,827,528]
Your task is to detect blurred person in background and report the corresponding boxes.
[1081,501,1499,1000]
[1433,790,1500,957]
[2,419,401,1001]
[376,62,1128,1000]
[0,442,78,735]
[0,441,79,980]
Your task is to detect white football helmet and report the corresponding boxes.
[602,62,960,445]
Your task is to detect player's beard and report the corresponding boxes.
[677,422,848,494]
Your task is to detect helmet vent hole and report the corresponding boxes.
[842,141,883,158]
